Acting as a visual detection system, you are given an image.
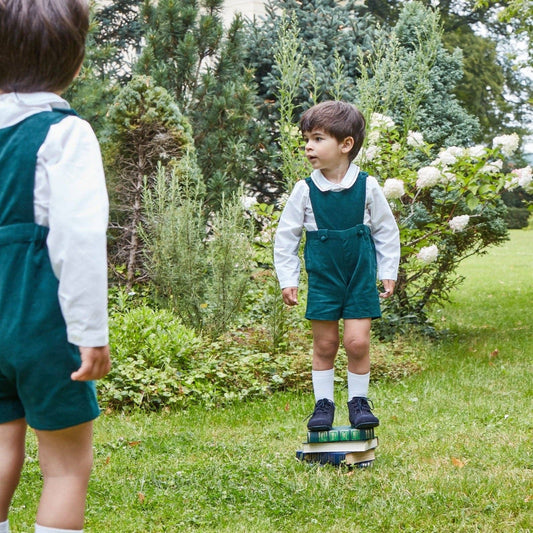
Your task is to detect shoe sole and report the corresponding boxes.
[307,424,333,431]
[350,421,379,429]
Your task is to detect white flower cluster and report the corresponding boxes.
[492,133,520,157]
[466,145,486,159]
[480,159,503,175]
[448,215,470,232]
[416,166,441,188]
[407,130,424,148]
[370,113,395,131]
[505,166,533,191]
[383,178,405,199]
[417,245,438,264]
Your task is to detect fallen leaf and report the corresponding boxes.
[128,440,141,447]
[284,403,290,412]
[451,457,465,468]
[105,456,111,465]
[138,492,145,504]
[525,495,532,503]
[489,349,499,359]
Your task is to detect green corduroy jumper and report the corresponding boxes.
[304,172,381,321]
[0,109,99,430]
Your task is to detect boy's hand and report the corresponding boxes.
[71,345,111,381]
[282,287,298,306]
[379,279,396,299]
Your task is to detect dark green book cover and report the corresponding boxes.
[307,426,375,443]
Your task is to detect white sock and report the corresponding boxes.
[312,368,335,403]
[0,519,10,533]
[35,525,83,533]
[348,370,370,400]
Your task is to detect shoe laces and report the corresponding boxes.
[305,398,333,420]
[349,397,374,412]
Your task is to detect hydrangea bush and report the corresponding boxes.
[356,113,530,337]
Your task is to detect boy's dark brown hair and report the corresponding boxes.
[0,0,89,93]
[300,100,366,161]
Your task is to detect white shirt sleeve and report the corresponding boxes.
[273,181,309,289]
[35,115,109,347]
[366,176,400,280]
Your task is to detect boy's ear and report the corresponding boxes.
[341,136,355,153]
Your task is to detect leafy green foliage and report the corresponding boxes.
[101,302,424,411]
[358,116,512,337]
[142,164,254,334]
[356,2,480,148]
[101,306,202,409]
[102,75,196,286]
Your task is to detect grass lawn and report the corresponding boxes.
[10,231,532,532]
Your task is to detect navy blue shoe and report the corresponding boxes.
[348,397,379,429]
[307,398,335,431]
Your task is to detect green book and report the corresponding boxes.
[307,426,375,443]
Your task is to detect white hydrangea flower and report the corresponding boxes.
[407,130,424,147]
[417,245,439,264]
[438,150,458,166]
[447,146,466,157]
[416,166,441,188]
[516,166,532,189]
[367,130,381,144]
[481,160,503,174]
[492,133,520,157]
[362,145,380,161]
[449,215,470,232]
[383,178,405,199]
[466,145,486,159]
[370,112,395,130]
[506,166,533,190]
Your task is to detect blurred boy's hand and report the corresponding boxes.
[379,279,396,299]
[282,287,298,306]
[71,345,111,381]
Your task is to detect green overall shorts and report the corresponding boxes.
[303,172,381,321]
[0,109,100,430]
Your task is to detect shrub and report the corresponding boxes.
[505,207,530,229]
[101,306,202,410]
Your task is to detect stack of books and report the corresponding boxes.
[296,426,378,467]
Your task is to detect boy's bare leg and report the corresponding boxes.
[0,418,27,521]
[34,421,94,530]
[343,318,372,374]
[311,320,339,370]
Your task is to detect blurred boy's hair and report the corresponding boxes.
[0,0,89,93]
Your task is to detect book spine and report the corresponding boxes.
[307,427,375,443]
[296,450,374,467]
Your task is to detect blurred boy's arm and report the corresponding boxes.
[38,116,109,348]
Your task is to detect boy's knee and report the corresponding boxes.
[314,337,339,357]
[343,336,370,357]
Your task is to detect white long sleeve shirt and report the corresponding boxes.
[274,164,400,289]
[0,92,109,346]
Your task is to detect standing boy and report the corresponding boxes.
[0,1,110,532]
[274,101,400,431]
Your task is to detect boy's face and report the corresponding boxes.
[302,129,353,172]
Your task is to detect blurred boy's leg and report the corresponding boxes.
[34,421,93,530]
[0,418,26,522]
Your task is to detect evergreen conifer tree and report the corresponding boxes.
[136,0,259,206]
